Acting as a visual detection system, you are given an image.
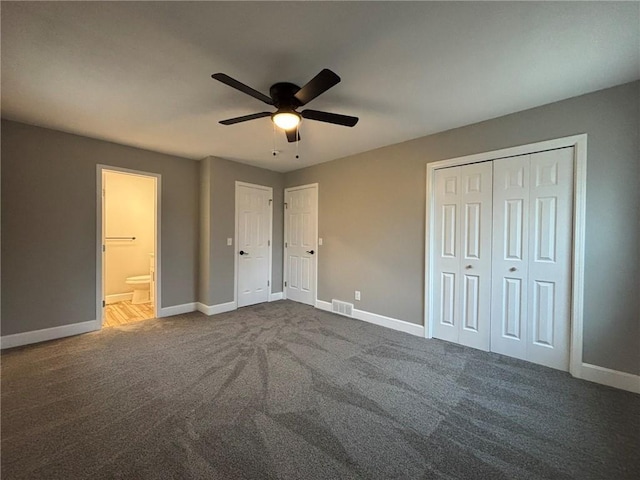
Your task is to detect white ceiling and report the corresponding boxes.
[2,1,638,172]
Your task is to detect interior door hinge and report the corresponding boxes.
[285,242,288,248]
[284,202,288,209]
[267,280,270,287]
[285,281,287,287]
[268,240,271,246]
[269,199,272,206]
[102,245,105,252]
[102,300,105,308]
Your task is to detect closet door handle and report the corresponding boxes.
[306,250,315,255]
[239,250,248,256]
[509,267,517,272]
[465,265,472,269]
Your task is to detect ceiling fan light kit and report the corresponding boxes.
[212,69,358,143]
[272,111,301,130]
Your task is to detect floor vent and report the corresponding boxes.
[331,299,354,317]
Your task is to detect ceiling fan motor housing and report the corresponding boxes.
[270,82,302,110]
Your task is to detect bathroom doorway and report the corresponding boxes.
[97,166,160,328]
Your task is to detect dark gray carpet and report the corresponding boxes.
[1,300,638,479]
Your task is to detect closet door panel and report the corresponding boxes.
[526,148,574,370]
[491,156,530,360]
[432,167,461,343]
[458,161,492,351]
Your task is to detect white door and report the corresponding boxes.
[432,167,461,344]
[491,148,574,370]
[490,155,531,360]
[433,162,493,350]
[458,162,493,350]
[284,184,318,305]
[236,183,272,308]
[527,148,574,369]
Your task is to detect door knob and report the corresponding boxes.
[465,265,472,269]
[239,250,248,255]
[306,250,315,255]
[509,267,517,272]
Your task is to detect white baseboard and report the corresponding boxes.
[579,363,640,394]
[315,299,425,337]
[157,302,197,317]
[1,319,101,350]
[269,292,283,302]
[196,301,237,316]
[353,308,425,337]
[315,299,332,311]
[106,293,132,304]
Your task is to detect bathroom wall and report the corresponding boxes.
[104,171,155,299]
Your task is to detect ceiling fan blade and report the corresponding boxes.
[301,109,359,127]
[212,73,273,105]
[219,112,271,125]
[285,129,301,143]
[294,69,341,106]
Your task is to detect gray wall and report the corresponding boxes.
[285,81,640,376]
[200,156,284,306]
[1,120,200,336]
[199,158,212,304]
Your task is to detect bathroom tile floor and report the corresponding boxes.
[104,301,155,328]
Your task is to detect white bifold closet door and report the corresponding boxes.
[432,161,493,351]
[432,147,574,371]
[491,148,574,370]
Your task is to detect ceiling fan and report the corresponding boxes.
[211,69,358,143]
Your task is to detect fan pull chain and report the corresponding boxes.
[272,122,277,156]
[295,123,300,159]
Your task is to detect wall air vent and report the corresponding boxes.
[331,299,354,317]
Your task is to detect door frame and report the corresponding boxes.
[424,134,587,377]
[283,183,319,304]
[234,181,273,307]
[97,165,161,326]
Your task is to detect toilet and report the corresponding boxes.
[125,275,151,304]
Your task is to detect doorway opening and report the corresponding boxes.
[97,166,160,328]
